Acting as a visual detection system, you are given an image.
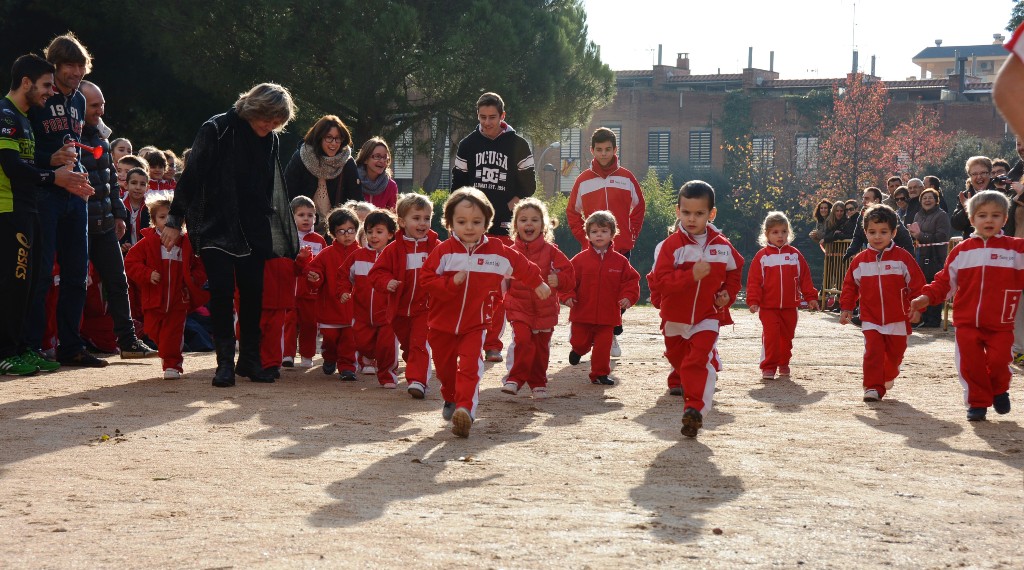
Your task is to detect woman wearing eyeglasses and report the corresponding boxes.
[284,115,361,232]
[891,186,910,221]
[951,156,998,239]
[353,137,398,211]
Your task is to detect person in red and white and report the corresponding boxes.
[338,209,399,388]
[305,207,360,380]
[910,191,1024,421]
[649,181,743,438]
[420,188,550,438]
[258,243,312,379]
[746,211,819,380]
[840,204,926,403]
[283,196,326,369]
[565,211,640,386]
[501,198,575,398]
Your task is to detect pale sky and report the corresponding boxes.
[582,0,1015,80]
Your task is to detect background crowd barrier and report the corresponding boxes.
[941,237,962,330]
[819,239,852,309]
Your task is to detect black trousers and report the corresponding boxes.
[0,212,40,359]
[199,249,264,352]
[88,227,137,346]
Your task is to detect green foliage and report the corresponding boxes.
[1009,0,1024,32]
[930,132,1016,204]
[781,90,833,126]
[427,189,451,239]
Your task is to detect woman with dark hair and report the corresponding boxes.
[891,186,910,220]
[284,115,360,227]
[822,201,853,243]
[843,187,915,260]
[808,198,833,244]
[908,188,951,328]
[354,137,398,210]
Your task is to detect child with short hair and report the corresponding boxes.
[140,148,171,193]
[649,180,744,438]
[120,165,150,252]
[338,209,399,387]
[162,149,179,188]
[840,204,926,403]
[369,192,439,398]
[110,137,132,163]
[344,200,376,246]
[123,198,209,379]
[305,206,361,379]
[420,188,550,437]
[746,211,820,380]
[258,238,313,379]
[565,211,640,386]
[116,153,148,199]
[501,198,575,398]
[910,190,1024,421]
[284,196,327,368]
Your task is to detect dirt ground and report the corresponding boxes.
[0,307,1021,569]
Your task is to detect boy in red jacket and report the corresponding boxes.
[421,188,550,438]
[649,181,744,438]
[565,211,640,386]
[746,211,819,380]
[284,196,327,369]
[305,207,360,380]
[911,191,1024,421]
[338,209,398,387]
[840,204,926,403]
[259,247,312,379]
[124,199,209,379]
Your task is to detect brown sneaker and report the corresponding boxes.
[680,407,703,438]
[451,407,473,438]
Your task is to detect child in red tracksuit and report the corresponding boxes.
[338,210,398,387]
[368,193,438,398]
[501,198,575,398]
[305,207,360,380]
[420,188,550,438]
[565,211,640,386]
[746,211,820,380]
[124,199,209,379]
[911,191,1024,421]
[285,196,327,369]
[840,204,925,403]
[649,181,744,438]
[259,248,312,378]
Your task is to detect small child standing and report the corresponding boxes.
[420,188,550,438]
[910,191,1024,421]
[123,198,209,379]
[840,204,925,403]
[338,209,399,387]
[565,211,640,386]
[284,196,327,368]
[305,207,360,380]
[649,181,744,438]
[120,165,150,253]
[746,211,820,380]
[369,193,439,398]
[258,245,312,379]
[502,198,576,398]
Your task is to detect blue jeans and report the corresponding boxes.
[24,188,89,357]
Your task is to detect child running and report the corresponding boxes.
[840,204,925,403]
[420,188,550,438]
[501,198,575,398]
[565,211,640,386]
[284,196,326,369]
[305,207,360,380]
[745,211,819,380]
[910,190,1024,421]
[369,193,439,398]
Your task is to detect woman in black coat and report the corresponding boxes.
[284,115,360,233]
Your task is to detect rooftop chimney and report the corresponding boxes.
[870,55,876,77]
[677,52,690,71]
[935,39,943,47]
[658,44,662,66]
[994,33,1006,44]
[748,47,753,69]
[852,50,859,74]
[770,51,775,72]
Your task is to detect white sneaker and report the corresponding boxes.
[298,357,313,368]
[381,382,397,389]
[610,337,621,358]
[163,369,181,379]
[532,386,548,399]
[361,365,377,375]
[863,389,881,402]
[501,381,519,395]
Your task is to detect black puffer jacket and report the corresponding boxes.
[81,124,126,235]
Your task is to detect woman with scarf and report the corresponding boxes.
[284,115,360,233]
[354,137,398,210]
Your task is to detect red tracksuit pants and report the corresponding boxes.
[862,330,907,397]
[392,312,431,386]
[484,292,506,352]
[284,298,318,360]
[665,330,719,413]
[569,322,614,380]
[954,326,1013,408]
[320,325,355,372]
[759,308,797,372]
[144,307,187,372]
[505,320,552,390]
[260,308,288,369]
[428,328,486,418]
[354,320,398,385]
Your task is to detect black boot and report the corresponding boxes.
[235,343,275,383]
[213,340,236,388]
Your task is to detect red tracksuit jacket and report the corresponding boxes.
[566,157,645,252]
[305,241,358,325]
[840,242,926,330]
[649,224,744,325]
[420,235,543,335]
[368,229,439,321]
[920,233,1024,331]
[504,238,575,330]
[296,230,328,300]
[566,247,641,326]
[745,244,819,309]
[124,228,209,313]
[338,246,389,327]
[263,256,309,310]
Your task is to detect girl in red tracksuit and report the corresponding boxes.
[285,196,327,368]
[368,193,438,399]
[124,199,209,379]
[746,212,820,380]
[840,204,925,403]
[911,191,1024,421]
[259,249,312,377]
[305,207,360,379]
[565,211,640,385]
[501,198,575,398]
[338,210,398,387]
[420,188,550,438]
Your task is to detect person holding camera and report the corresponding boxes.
[951,156,999,239]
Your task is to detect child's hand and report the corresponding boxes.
[839,310,852,325]
[564,298,575,308]
[296,246,312,261]
[714,290,730,307]
[340,292,351,303]
[807,300,819,311]
[692,261,711,281]
[453,271,468,286]
[749,304,759,314]
[547,273,559,287]
[909,310,922,324]
[150,271,160,285]
[307,271,321,283]
[534,282,552,300]
[618,298,631,310]
[909,295,930,312]
[386,279,401,292]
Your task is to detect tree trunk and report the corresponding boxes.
[423,114,450,194]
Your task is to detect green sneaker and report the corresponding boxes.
[20,350,61,372]
[0,355,39,376]
[1013,352,1024,366]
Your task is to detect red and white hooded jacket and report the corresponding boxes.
[338,246,389,327]
[305,241,359,325]
[420,235,543,335]
[504,238,575,330]
[920,233,1024,331]
[840,242,926,334]
[295,230,327,301]
[566,246,641,326]
[649,224,744,325]
[368,229,439,321]
[566,157,645,252]
[746,244,819,309]
[124,227,209,313]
